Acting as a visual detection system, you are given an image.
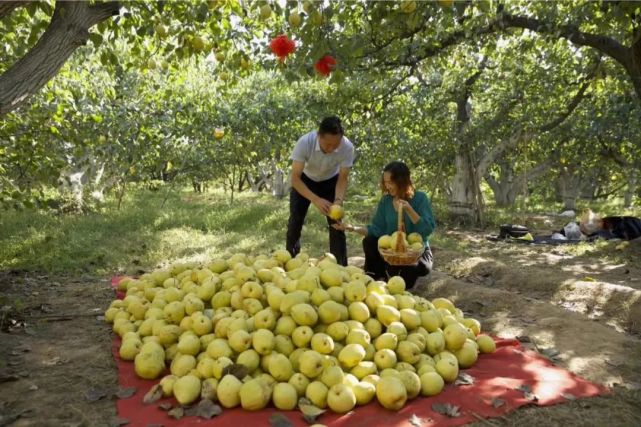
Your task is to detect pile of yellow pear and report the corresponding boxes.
[106,250,495,413]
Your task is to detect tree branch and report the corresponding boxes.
[537,62,598,133]
[500,12,629,66]
[477,129,525,178]
[0,1,121,116]
[373,23,496,69]
[500,11,641,99]
[0,1,29,20]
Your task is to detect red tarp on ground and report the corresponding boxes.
[110,277,608,427]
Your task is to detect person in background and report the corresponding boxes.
[286,116,355,266]
[333,161,436,288]
[579,209,641,242]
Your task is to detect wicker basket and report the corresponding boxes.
[379,204,422,266]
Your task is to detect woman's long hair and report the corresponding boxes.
[380,161,415,200]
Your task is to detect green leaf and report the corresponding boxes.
[89,32,103,47]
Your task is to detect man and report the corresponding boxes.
[286,116,355,266]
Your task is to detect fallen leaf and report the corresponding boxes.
[515,384,539,402]
[409,414,426,426]
[454,372,475,386]
[143,384,162,404]
[541,348,560,359]
[221,363,249,380]
[158,402,173,411]
[184,400,220,419]
[168,406,184,419]
[431,403,461,418]
[85,387,107,402]
[269,413,294,427]
[561,393,576,401]
[115,387,137,399]
[298,397,326,423]
[42,357,61,366]
[583,276,596,282]
[491,398,505,408]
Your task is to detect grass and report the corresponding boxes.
[0,188,376,275]
[0,185,638,276]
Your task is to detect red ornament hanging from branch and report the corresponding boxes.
[314,55,337,77]
[269,34,296,62]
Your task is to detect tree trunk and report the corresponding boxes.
[449,151,479,222]
[625,168,638,208]
[272,168,286,199]
[117,178,127,211]
[555,171,584,211]
[0,1,120,115]
[486,174,514,207]
[486,158,552,207]
[448,66,485,224]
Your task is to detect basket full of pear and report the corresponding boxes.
[378,205,423,266]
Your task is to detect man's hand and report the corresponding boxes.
[331,222,349,231]
[313,198,332,215]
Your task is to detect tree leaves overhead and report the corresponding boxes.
[1,1,639,210]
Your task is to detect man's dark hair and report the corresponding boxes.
[318,116,343,136]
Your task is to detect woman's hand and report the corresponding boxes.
[394,198,420,224]
[393,198,411,211]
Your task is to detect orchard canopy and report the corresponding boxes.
[1,0,640,220]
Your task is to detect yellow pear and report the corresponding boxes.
[299,350,324,378]
[217,374,243,408]
[159,374,178,397]
[420,371,444,396]
[376,305,401,326]
[476,334,496,353]
[338,344,366,369]
[398,370,421,399]
[273,382,298,410]
[376,376,407,410]
[327,384,356,413]
[291,303,318,326]
[239,378,271,410]
[173,375,201,405]
[305,381,329,408]
[387,276,405,294]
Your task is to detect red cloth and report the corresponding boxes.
[111,277,608,426]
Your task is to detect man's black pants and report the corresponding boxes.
[286,173,347,266]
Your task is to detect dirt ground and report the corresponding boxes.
[1,228,641,426]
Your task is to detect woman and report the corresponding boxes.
[333,161,436,288]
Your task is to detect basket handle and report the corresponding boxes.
[397,202,404,232]
[396,202,406,253]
